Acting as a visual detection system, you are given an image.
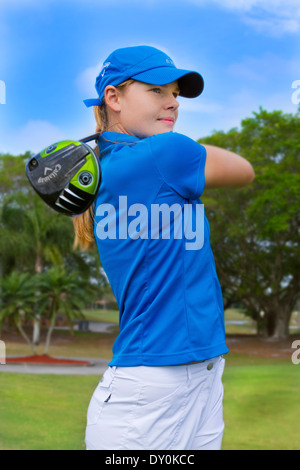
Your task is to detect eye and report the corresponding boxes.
[151,87,161,94]
[173,92,179,98]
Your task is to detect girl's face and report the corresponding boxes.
[109,80,180,138]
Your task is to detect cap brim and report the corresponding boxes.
[83,98,102,108]
[131,68,204,98]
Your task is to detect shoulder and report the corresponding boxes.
[147,131,197,149]
[144,132,207,199]
[147,132,205,159]
[147,132,206,166]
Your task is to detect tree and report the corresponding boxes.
[0,190,75,344]
[199,107,300,339]
[0,151,109,348]
[0,271,37,354]
[37,267,86,355]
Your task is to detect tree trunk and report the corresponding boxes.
[43,315,56,355]
[264,304,292,340]
[32,316,41,346]
[271,315,290,339]
[32,251,43,345]
[44,297,56,355]
[16,322,36,355]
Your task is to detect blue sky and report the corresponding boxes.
[0,0,299,154]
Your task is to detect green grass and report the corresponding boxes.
[82,308,119,323]
[222,361,300,450]
[0,373,97,450]
[0,357,299,450]
[1,308,299,450]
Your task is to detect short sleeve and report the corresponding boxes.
[149,132,206,200]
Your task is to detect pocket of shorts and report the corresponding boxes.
[133,381,187,449]
[138,381,185,409]
[87,369,115,426]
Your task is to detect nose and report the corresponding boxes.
[164,93,179,111]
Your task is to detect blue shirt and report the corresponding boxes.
[94,131,229,366]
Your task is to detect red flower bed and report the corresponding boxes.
[6,354,92,366]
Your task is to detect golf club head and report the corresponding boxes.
[25,134,101,216]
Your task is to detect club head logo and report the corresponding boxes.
[38,164,62,184]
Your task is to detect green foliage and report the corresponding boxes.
[199,107,300,338]
[0,271,38,353]
[0,150,108,346]
[0,150,106,281]
[37,266,87,353]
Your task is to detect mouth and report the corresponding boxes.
[158,117,175,126]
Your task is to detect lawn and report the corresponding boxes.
[0,357,299,450]
[82,308,119,324]
[0,373,93,450]
[222,362,300,450]
[0,308,299,450]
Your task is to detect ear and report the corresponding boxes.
[104,86,121,112]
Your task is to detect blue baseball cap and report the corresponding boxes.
[83,45,204,107]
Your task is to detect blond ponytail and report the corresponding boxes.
[72,104,107,251]
[72,79,134,251]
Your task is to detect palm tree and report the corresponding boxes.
[0,271,37,355]
[1,191,74,345]
[37,267,86,355]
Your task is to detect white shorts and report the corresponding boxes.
[85,356,225,450]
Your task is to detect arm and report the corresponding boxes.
[203,144,255,188]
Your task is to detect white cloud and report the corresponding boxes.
[3,0,299,37]
[0,116,100,155]
[226,54,299,83]
[0,120,67,155]
[178,97,222,114]
[75,64,100,97]
[189,0,300,35]
[1,0,39,4]
[192,0,300,13]
[243,15,300,36]
[208,87,297,134]
[231,1,299,35]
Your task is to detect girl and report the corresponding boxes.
[73,45,255,450]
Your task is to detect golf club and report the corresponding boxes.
[25,133,101,216]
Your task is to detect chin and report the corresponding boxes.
[155,128,174,135]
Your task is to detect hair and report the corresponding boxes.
[72,79,135,251]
